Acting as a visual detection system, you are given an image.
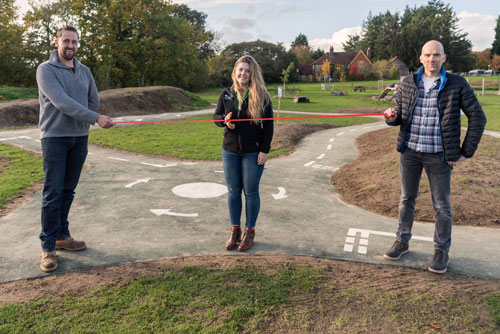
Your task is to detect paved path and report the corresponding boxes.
[1,109,499,282]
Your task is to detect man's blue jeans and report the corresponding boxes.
[40,136,88,252]
[396,148,453,253]
[222,149,264,229]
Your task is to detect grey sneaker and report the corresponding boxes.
[384,241,409,260]
[428,249,449,274]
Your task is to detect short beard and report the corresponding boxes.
[61,48,75,61]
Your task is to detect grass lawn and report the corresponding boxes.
[0,143,44,210]
[0,86,38,102]
[198,82,396,112]
[88,113,376,160]
[0,263,498,333]
[475,95,500,131]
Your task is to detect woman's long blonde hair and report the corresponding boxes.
[231,55,270,123]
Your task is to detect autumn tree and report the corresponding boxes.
[491,54,500,72]
[473,49,491,69]
[291,45,313,65]
[320,59,331,82]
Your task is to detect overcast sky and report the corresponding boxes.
[14,0,499,52]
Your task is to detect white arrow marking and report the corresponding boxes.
[316,154,325,159]
[150,209,198,217]
[141,162,178,168]
[272,187,288,200]
[108,157,129,161]
[304,161,315,167]
[125,178,151,188]
[336,132,345,136]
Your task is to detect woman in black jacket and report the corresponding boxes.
[213,55,273,252]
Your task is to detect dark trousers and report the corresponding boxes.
[40,136,88,252]
[396,148,453,253]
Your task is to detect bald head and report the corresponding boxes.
[422,40,445,55]
[420,40,446,77]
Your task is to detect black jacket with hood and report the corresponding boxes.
[387,66,487,161]
[213,87,274,154]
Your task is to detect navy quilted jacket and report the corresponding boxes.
[387,66,487,161]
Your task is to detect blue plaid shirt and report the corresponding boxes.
[405,79,443,153]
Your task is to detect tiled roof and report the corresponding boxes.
[299,64,314,75]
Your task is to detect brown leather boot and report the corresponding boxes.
[40,251,58,273]
[238,229,255,252]
[225,227,241,250]
[56,237,86,251]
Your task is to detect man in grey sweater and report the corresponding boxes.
[36,25,115,273]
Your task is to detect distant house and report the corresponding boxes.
[299,46,373,82]
[298,64,314,82]
[388,56,409,77]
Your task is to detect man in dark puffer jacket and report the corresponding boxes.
[382,40,486,274]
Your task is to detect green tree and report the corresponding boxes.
[0,0,29,85]
[492,15,500,55]
[347,1,474,72]
[291,33,308,48]
[371,59,390,79]
[311,48,324,60]
[281,62,294,95]
[342,34,362,51]
[221,40,297,83]
[72,0,215,90]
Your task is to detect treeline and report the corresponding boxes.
[1,0,499,90]
[1,0,218,90]
[342,0,476,73]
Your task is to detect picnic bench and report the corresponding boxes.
[352,85,366,92]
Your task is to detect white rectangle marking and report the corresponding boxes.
[316,154,325,159]
[336,132,345,136]
[304,161,315,167]
[358,246,367,254]
[359,238,368,246]
[344,244,354,252]
[345,237,355,244]
[327,145,332,150]
[108,157,129,162]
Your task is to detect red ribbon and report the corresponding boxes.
[115,113,384,124]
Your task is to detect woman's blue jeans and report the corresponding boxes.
[222,149,264,229]
[40,136,88,252]
[396,148,453,253]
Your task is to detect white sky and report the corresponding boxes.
[14,0,498,52]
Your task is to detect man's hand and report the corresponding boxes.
[447,155,466,166]
[384,108,396,122]
[97,115,115,128]
[257,152,268,165]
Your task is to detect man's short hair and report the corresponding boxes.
[56,26,79,39]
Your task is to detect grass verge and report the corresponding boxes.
[0,86,38,102]
[0,263,498,333]
[0,143,44,210]
[0,265,324,333]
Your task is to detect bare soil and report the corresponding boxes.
[332,127,500,227]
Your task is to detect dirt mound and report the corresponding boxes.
[332,127,500,227]
[0,86,196,129]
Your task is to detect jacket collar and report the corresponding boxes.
[49,50,81,70]
[416,65,447,92]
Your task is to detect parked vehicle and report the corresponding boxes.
[484,70,493,76]
[468,69,485,76]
